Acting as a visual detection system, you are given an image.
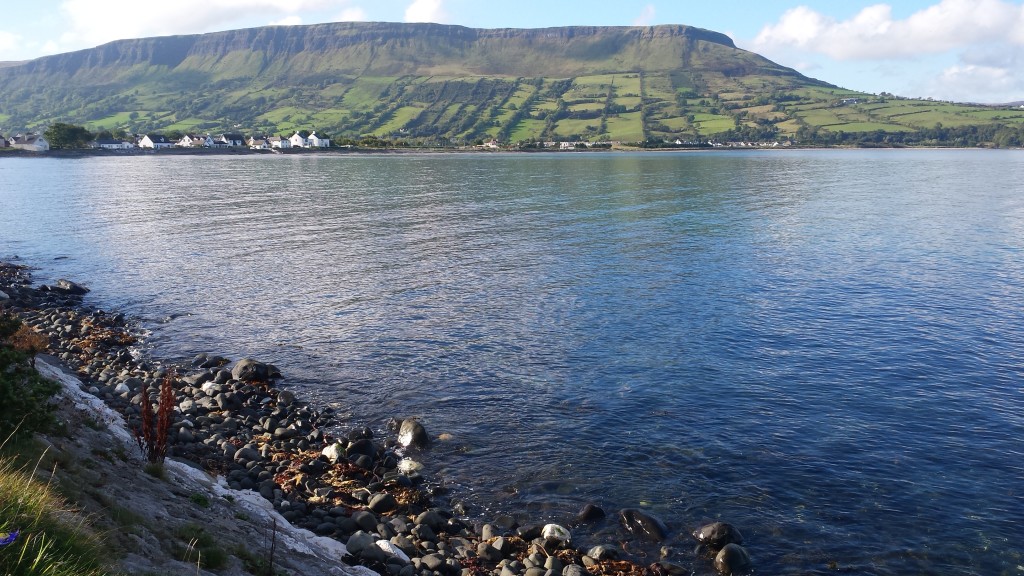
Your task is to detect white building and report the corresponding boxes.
[289,132,308,148]
[307,131,330,148]
[138,134,174,149]
[10,133,49,152]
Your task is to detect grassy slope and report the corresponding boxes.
[1,22,1023,144]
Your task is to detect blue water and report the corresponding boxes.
[2,150,1023,574]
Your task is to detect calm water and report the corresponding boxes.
[2,150,1023,574]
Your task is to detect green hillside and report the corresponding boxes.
[1,22,1022,146]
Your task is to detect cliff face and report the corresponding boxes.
[0,21,819,141]
[0,22,774,81]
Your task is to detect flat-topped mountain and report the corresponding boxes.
[1,22,1022,145]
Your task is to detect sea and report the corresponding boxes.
[2,149,1022,575]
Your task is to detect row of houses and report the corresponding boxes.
[134,131,331,150]
[1,130,330,152]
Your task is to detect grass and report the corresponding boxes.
[0,440,109,576]
[174,524,228,569]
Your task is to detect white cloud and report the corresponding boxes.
[931,63,1021,102]
[338,7,368,21]
[754,0,1024,60]
[271,16,303,26]
[633,4,656,26]
[0,31,21,56]
[404,0,446,23]
[55,0,356,50]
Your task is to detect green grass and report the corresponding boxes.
[822,122,916,133]
[692,112,736,135]
[507,118,546,142]
[1,443,109,576]
[604,112,645,141]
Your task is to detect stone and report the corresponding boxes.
[576,504,606,524]
[369,492,398,514]
[54,279,89,295]
[398,418,429,448]
[377,539,411,563]
[347,531,375,555]
[421,553,445,571]
[278,390,296,406]
[541,524,571,547]
[415,510,446,532]
[352,510,379,532]
[619,508,668,542]
[587,545,619,561]
[713,543,751,575]
[562,565,587,576]
[231,358,270,382]
[322,441,346,464]
[476,542,502,563]
[692,522,743,552]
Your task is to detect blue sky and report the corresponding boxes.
[2,0,1023,103]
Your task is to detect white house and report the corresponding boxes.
[307,131,330,148]
[176,134,209,148]
[268,136,291,149]
[138,134,174,149]
[10,133,49,152]
[289,132,308,148]
[215,133,245,147]
[247,137,269,150]
[94,138,134,150]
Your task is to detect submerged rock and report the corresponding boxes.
[54,279,90,295]
[619,508,668,541]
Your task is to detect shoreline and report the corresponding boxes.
[1,258,749,576]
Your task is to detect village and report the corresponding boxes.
[0,130,333,153]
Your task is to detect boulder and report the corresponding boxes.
[541,524,571,547]
[713,543,751,575]
[576,503,606,524]
[54,279,89,295]
[231,358,270,382]
[397,418,429,448]
[619,508,668,542]
[693,522,743,552]
[321,441,346,464]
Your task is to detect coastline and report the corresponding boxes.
[1,259,750,575]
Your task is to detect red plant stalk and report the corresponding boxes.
[155,369,175,461]
[133,379,156,462]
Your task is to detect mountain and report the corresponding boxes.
[1,22,1022,146]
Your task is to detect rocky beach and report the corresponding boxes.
[1,259,750,576]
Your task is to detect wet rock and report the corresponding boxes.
[321,441,346,464]
[619,508,668,542]
[278,390,296,406]
[347,531,375,555]
[541,524,571,547]
[562,565,587,576]
[713,543,751,575]
[54,279,89,295]
[576,504,606,524]
[586,545,619,561]
[693,522,743,552]
[231,358,271,382]
[352,510,379,532]
[398,418,429,448]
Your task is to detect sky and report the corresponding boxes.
[1,0,1023,104]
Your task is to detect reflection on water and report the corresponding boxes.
[2,150,1024,574]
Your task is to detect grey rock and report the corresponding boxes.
[54,279,89,295]
[352,510,379,532]
[421,554,445,571]
[577,504,606,524]
[278,390,296,406]
[693,522,743,552]
[416,510,446,532]
[619,508,668,542]
[231,358,270,382]
[587,545,619,561]
[347,531,375,555]
[562,565,587,576]
[713,543,751,575]
[398,418,429,448]
[369,492,398,514]
[476,542,502,563]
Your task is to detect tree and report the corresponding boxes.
[43,122,94,149]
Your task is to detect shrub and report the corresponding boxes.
[131,370,175,464]
[0,315,60,438]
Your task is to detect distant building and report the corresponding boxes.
[138,134,173,149]
[289,132,308,148]
[268,136,291,149]
[94,138,135,150]
[307,131,330,148]
[10,133,49,152]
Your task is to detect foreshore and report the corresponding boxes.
[0,258,750,576]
